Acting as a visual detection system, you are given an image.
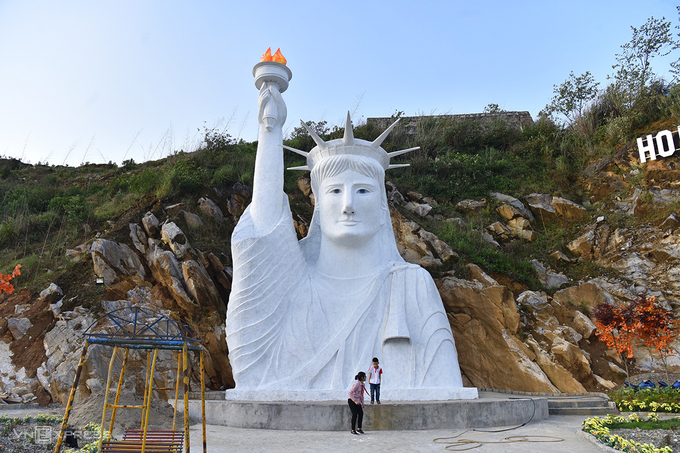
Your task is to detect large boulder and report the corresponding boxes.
[129,223,147,254]
[7,318,31,340]
[141,212,160,237]
[553,281,615,312]
[386,181,406,206]
[525,335,587,393]
[182,260,221,309]
[91,239,146,285]
[404,201,432,217]
[552,196,587,219]
[507,217,537,241]
[496,204,525,221]
[567,223,611,261]
[436,277,561,392]
[161,222,192,260]
[490,192,534,221]
[206,253,232,292]
[65,243,91,262]
[550,336,592,381]
[572,311,596,339]
[418,229,457,262]
[182,211,204,228]
[531,260,568,289]
[391,209,441,267]
[456,199,487,214]
[486,221,512,240]
[198,197,224,221]
[525,193,556,220]
[39,307,96,404]
[148,248,195,311]
[516,291,550,310]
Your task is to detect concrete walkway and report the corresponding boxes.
[185,415,607,452]
[0,407,608,452]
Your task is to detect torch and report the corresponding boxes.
[253,47,291,131]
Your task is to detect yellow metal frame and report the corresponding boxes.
[54,344,207,453]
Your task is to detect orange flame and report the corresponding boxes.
[272,48,287,65]
[260,47,287,65]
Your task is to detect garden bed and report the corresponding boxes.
[0,414,104,453]
[583,413,678,453]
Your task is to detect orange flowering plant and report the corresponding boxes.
[0,264,21,295]
[593,296,677,381]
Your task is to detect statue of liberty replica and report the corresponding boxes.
[226,54,476,401]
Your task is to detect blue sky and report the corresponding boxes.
[0,0,678,166]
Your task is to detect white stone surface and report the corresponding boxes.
[225,74,472,401]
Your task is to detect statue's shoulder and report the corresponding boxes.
[388,261,436,282]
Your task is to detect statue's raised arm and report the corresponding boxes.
[250,82,287,233]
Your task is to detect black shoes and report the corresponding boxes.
[357,429,365,434]
[351,430,359,435]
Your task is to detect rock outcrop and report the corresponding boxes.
[5,164,680,408]
[92,239,146,285]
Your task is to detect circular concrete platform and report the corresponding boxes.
[176,393,548,431]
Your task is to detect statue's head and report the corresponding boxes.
[311,154,386,246]
[288,113,417,258]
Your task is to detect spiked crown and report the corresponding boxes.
[283,113,418,171]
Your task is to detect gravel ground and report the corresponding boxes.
[611,427,680,451]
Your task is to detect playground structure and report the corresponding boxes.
[54,306,207,453]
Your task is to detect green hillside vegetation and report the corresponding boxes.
[2,14,680,297]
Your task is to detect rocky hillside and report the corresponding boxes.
[1,113,679,405]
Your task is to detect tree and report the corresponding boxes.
[633,296,677,383]
[593,296,678,381]
[286,120,332,153]
[545,71,599,124]
[593,302,637,378]
[0,264,21,295]
[671,6,680,81]
[611,16,675,104]
[483,103,505,114]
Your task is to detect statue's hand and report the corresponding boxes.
[258,82,287,131]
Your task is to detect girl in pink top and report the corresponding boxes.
[348,371,366,434]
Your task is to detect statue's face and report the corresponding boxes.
[317,170,383,246]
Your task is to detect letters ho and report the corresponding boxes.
[637,128,680,163]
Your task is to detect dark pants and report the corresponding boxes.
[370,383,380,402]
[347,399,363,431]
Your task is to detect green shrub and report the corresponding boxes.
[156,156,202,199]
[391,147,548,203]
[48,195,87,224]
[129,168,160,194]
[0,218,16,247]
[87,183,104,195]
[434,220,540,287]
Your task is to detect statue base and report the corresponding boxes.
[224,387,478,402]
[175,390,549,431]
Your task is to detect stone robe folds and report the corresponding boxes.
[226,201,476,401]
